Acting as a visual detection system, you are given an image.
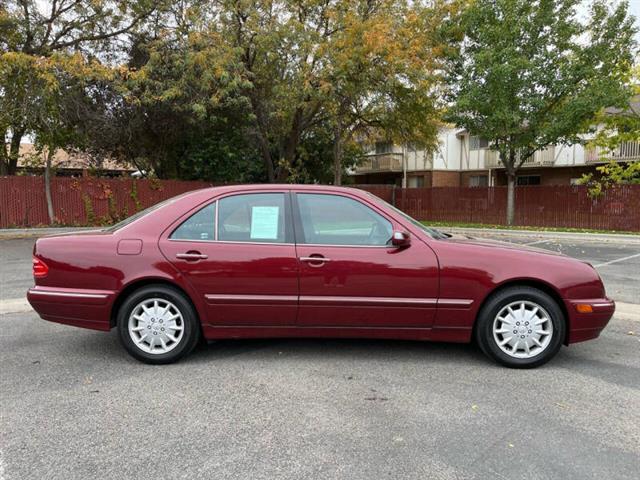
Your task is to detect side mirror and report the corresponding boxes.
[391,231,411,248]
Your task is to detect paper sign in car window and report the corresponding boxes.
[250,206,280,239]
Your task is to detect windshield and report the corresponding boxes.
[363,191,449,240]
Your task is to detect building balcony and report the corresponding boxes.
[484,147,556,169]
[354,152,404,174]
[585,141,640,164]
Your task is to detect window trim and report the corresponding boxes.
[291,191,395,247]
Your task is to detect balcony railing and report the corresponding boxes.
[484,147,556,169]
[585,141,640,164]
[354,152,404,174]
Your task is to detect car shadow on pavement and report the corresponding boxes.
[186,337,491,367]
[62,329,638,379]
[553,350,640,389]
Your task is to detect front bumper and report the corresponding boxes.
[27,286,116,331]
[565,298,616,344]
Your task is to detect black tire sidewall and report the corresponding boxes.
[117,285,200,364]
[476,287,565,368]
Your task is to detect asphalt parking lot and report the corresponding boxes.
[1,233,639,479]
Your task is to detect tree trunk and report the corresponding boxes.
[333,120,343,185]
[249,96,275,182]
[8,126,26,175]
[0,149,7,176]
[260,146,275,182]
[506,172,516,226]
[44,147,55,225]
[278,108,304,183]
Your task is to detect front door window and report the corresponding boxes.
[296,193,393,246]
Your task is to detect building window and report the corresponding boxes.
[469,175,488,187]
[516,175,541,186]
[408,176,425,188]
[470,136,489,150]
[375,142,393,154]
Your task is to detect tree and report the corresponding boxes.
[580,161,640,197]
[324,0,462,184]
[212,0,461,183]
[579,67,640,196]
[447,0,636,225]
[0,0,162,175]
[0,51,113,222]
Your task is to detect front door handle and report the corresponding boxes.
[176,252,208,261]
[299,256,331,265]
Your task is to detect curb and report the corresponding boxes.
[440,227,640,245]
[0,227,95,239]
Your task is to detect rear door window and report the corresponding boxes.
[170,203,216,241]
[217,193,290,243]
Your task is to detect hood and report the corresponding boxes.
[440,233,565,257]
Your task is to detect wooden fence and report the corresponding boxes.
[0,176,211,228]
[1,176,639,231]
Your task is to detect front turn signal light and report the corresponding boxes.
[33,257,49,278]
[575,304,593,314]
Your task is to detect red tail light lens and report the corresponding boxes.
[33,257,49,278]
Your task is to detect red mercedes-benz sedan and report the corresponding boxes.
[27,184,614,367]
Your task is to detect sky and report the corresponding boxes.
[630,0,640,41]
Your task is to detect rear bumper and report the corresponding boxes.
[27,286,116,331]
[565,298,616,344]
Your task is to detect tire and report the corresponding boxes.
[117,284,200,364]
[475,286,565,368]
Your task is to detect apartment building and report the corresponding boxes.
[350,126,640,187]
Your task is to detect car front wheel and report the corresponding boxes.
[475,286,565,368]
[117,284,200,364]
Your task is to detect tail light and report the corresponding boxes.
[33,256,49,278]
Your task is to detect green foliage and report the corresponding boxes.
[589,65,640,152]
[82,193,96,225]
[448,0,636,169]
[0,1,164,175]
[129,180,142,212]
[579,161,640,197]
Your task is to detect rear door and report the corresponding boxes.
[293,192,439,328]
[159,191,298,326]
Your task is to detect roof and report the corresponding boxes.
[604,95,640,116]
[199,183,367,193]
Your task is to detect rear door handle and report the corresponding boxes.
[176,252,208,260]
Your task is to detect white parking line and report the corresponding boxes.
[0,298,31,315]
[523,239,551,246]
[593,253,640,268]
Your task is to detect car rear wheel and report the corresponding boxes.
[117,285,200,364]
[475,286,565,368]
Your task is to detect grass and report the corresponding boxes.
[420,221,640,235]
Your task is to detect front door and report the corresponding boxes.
[293,192,439,328]
[159,192,298,326]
